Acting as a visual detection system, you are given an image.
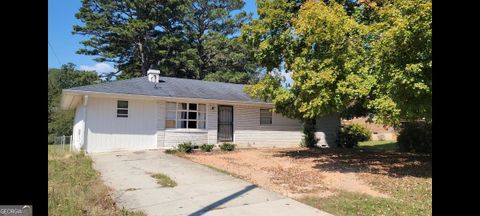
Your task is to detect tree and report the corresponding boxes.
[73,0,187,77]
[182,0,257,82]
[73,0,259,84]
[367,0,432,125]
[242,0,431,146]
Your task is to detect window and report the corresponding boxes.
[166,102,206,129]
[117,100,128,117]
[260,108,272,125]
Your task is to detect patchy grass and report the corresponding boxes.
[48,145,144,216]
[299,173,432,216]
[182,147,431,215]
[358,140,398,151]
[164,149,178,154]
[299,189,428,216]
[150,173,177,187]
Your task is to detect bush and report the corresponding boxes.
[219,143,236,151]
[338,123,371,148]
[397,122,432,153]
[177,142,193,153]
[200,144,215,152]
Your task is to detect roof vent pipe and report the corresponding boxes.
[147,68,160,88]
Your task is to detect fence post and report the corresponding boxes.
[62,135,65,150]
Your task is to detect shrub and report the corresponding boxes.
[338,123,371,148]
[397,121,432,153]
[200,144,214,152]
[177,142,193,153]
[219,143,236,151]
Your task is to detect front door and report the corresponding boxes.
[218,105,233,142]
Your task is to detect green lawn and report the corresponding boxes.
[48,145,144,216]
[358,140,398,151]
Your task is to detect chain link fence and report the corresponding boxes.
[53,135,73,151]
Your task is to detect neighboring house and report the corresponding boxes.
[341,117,397,141]
[61,69,340,153]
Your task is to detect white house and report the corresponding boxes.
[60,69,340,153]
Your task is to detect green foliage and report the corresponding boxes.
[49,110,75,138]
[200,144,215,152]
[397,121,432,153]
[243,0,432,127]
[358,140,398,151]
[219,143,235,151]
[338,124,371,148]
[73,0,258,83]
[73,0,186,77]
[177,142,194,153]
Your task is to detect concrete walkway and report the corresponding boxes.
[91,150,331,216]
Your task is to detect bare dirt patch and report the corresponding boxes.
[184,148,430,199]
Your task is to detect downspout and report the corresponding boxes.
[82,95,89,152]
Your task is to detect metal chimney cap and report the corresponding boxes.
[147,69,160,75]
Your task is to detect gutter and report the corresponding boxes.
[62,89,273,107]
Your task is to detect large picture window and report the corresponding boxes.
[166,102,206,129]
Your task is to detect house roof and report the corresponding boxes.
[63,76,265,107]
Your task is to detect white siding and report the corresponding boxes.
[233,105,303,147]
[77,96,340,152]
[207,103,218,144]
[72,104,85,151]
[85,97,157,152]
[163,130,208,147]
[157,101,166,148]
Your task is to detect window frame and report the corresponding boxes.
[260,108,272,125]
[166,102,206,129]
[117,100,129,118]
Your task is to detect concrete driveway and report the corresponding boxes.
[91,150,331,216]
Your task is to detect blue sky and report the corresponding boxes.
[48,0,258,73]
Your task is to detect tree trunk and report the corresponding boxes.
[197,41,207,80]
[137,41,150,76]
[302,118,317,148]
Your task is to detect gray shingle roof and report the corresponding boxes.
[66,76,264,103]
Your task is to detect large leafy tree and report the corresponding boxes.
[242,0,431,146]
[367,0,432,125]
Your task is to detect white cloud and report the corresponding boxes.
[79,63,117,74]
